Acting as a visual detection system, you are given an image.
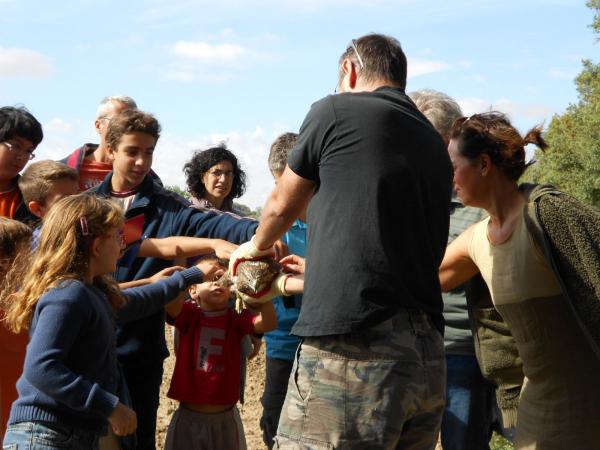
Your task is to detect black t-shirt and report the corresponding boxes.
[288,87,452,336]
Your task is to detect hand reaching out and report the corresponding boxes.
[108,402,137,436]
[279,254,305,275]
[148,266,185,283]
[212,239,238,260]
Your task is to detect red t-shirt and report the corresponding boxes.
[0,188,21,219]
[78,159,113,191]
[167,301,256,406]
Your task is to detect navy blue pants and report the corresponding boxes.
[441,354,497,450]
[260,357,294,449]
[122,362,163,450]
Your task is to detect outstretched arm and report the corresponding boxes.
[439,226,479,292]
[118,266,185,289]
[138,237,237,260]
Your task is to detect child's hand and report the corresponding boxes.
[248,335,263,360]
[108,402,137,436]
[212,239,238,260]
[280,254,306,275]
[149,266,185,283]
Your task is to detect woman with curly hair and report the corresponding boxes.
[183,144,246,213]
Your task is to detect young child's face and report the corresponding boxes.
[36,178,80,218]
[93,226,125,276]
[0,137,35,184]
[109,132,156,191]
[189,281,231,311]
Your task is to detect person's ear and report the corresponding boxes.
[479,154,492,176]
[341,58,359,90]
[94,119,103,136]
[28,200,46,218]
[107,144,116,161]
[347,61,359,89]
[89,237,102,258]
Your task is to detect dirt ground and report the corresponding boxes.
[155,328,267,450]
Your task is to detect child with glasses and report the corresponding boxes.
[0,106,43,224]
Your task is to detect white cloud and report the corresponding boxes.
[173,41,247,63]
[44,118,73,134]
[494,98,554,121]
[457,96,555,127]
[548,67,577,80]
[0,46,53,77]
[407,58,451,78]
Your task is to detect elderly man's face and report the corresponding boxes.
[95,101,133,143]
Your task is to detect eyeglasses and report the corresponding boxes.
[349,39,365,70]
[335,39,365,94]
[2,141,35,160]
[208,169,233,179]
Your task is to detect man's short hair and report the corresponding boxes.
[339,34,407,89]
[18,160,78,205]
[268,132,299,174]
[0,106,43,147]
[409,89,463,141]
[96,95,138,120]
[106,109,161,150]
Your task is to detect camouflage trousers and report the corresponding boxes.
[274,309,446,450]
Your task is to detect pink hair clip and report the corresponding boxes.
[80,217,89,236]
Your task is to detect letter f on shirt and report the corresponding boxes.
[197,327,225,372]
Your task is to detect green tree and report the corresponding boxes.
[165,184,191,200]
[526,1,600,207]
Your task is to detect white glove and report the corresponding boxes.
[228,235,274,276]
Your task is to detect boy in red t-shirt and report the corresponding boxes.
[164,258,276,450]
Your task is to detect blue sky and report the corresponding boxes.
[1,0,597,208]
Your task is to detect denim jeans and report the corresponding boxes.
[3,422,99,450]
[441,354,496,450]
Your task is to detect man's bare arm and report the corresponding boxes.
[254,165,315,250]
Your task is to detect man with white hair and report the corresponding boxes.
[60,95,137,190]
[410,89,498,450]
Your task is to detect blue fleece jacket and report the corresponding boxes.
[90,173,258,365]
[9,267,204,435]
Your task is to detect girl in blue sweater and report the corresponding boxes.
[0,193,222,450]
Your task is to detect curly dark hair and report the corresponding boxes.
[183,143,246,211]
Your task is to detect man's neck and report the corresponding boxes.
[353,78,403,93]
[90,144,111,163]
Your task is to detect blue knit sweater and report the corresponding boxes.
[8,266,203,435]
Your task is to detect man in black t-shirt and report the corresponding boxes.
[232,34,452,449]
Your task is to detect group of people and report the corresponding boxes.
[0,32,598,450]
